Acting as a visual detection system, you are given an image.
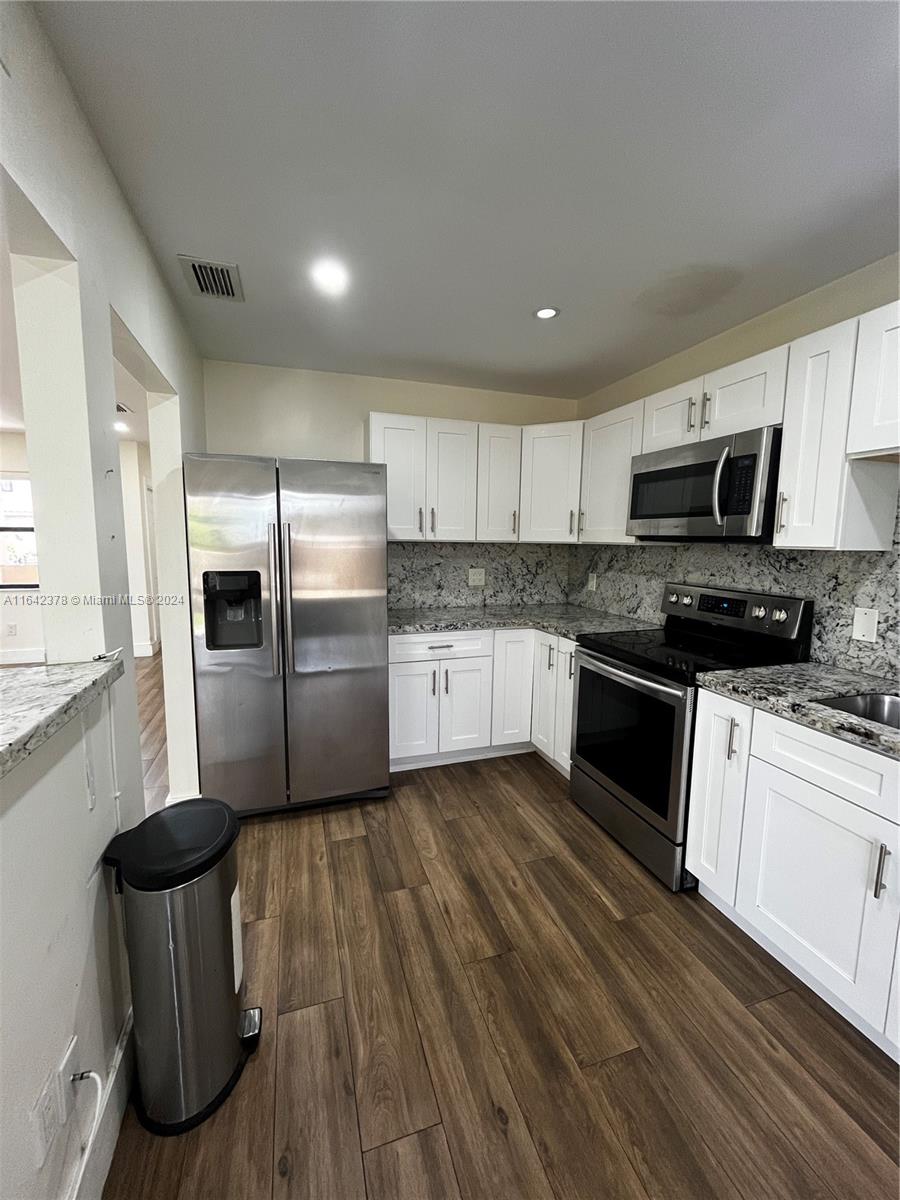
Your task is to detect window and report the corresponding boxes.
[0,475,38,588]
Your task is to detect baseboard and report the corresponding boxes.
[66,1012,133,1200]
[133,640,160,658]
[698,885,899,1062]
[0,646,45,664]
[390,743,533,772]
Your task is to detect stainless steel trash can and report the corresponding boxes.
[104,798,261,1135]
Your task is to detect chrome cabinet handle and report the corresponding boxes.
[267,523,281,677]
[578,510,585,535]
[430,507,436,534]
[281,522,295,674]
[427,643,453,651]
[512,510,517,534]
[568,652,574,680]
[726,716,738,760]
[569,509,575,536]
[418,506,424,535]
[548,644,554,671]
[776,492,788,534]
[686,396,696,432]
[444,668,449,694]
[874,842,890,899]
[432,668,437,696]
[700,392,711,428]
[712,445,730,527]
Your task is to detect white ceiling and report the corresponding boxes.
[36,2,899,399]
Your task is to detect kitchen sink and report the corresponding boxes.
[818,692,900,729]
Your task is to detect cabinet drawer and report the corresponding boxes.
[751,710,899,824]
[389,630,494,663]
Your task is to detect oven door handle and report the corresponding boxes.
[575,652,687,702]
[711,445,730,527]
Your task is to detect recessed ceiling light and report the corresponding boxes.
[309,257,350,297]
[114,420,129,433]
[534,307,560,320]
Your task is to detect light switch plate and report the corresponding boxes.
[587,573,597,592]
[852,607,878,643]
[468,568,485,588]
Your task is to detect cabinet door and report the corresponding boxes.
[685,691,752,903]
[641,379,702,453]
[389,661,439,759]
[368,413,426,540]
[580,400,644,543]
[476,424,522,542]
[519,422,584,542]
[774,320,858,550]
[737,758,900,1027]
[553,638,577,774]
[847,301,900,455]
[439,655,493,753]
[701,345,788,439]
[530,632,558,756]
[885,930,899,1049]
[491,629,534,745]
[426,418,477,541]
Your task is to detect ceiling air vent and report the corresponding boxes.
[115,403,132,415]
[177,255,244,301]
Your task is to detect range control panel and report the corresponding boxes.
[661,583,812,640]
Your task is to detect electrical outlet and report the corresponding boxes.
[587,573,597,592]
[30,1075,59,1168]
[5,623,16,637]
[468,567,485,587]
[852,607,879,643]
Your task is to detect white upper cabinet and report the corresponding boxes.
[701,345,788,439]
[641,379,703,453]
[580,399,644,543]
[775,319,896,551]
[477,424,521,542]
[368,412,427,540]
[426,418,478,541]
[519,421,584,542]
[847,301,900,456]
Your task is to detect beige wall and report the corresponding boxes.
[204,359,575,460]
[579,254,900,417]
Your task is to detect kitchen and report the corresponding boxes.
[1,3,898,1199]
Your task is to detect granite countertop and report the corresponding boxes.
[0,659,125,781]
[698,662,900,759]
[387,603,656,641]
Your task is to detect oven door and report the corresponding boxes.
[571,650,693,843]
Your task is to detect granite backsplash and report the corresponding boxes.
[389,506,899,677]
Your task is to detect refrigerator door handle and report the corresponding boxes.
[281,522,295,674]
[268,523,281,677]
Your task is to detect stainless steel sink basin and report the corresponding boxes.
[818,692,900,729]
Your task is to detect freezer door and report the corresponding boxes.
[279,459,389,804]
[184,453,287,812]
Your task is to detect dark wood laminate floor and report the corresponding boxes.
[104,754,899,1200]
[135,652,168,813]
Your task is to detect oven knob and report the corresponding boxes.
[668,592,679,604]
[681,594,693,606]
[751,605,767,619]
[772,608,788,623]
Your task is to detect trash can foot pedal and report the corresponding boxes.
[239,1006,262,1053]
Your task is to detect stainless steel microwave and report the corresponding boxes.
[626,425,781,541]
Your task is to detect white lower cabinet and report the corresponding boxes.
[736,756,900,1029]
[439,656,493,753]
[685,691,752,904]
[531,632,558,757]
[553,638,576,774]
[491,630,534,745]
[886,932,899,1049]
[389,660,440,759]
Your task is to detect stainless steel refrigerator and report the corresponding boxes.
[183,453,389,814]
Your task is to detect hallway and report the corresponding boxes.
[136,652,167,812]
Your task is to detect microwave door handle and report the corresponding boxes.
[711,445,731,527]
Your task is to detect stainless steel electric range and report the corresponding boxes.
[571,583,814,891]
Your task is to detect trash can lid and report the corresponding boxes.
[103,798,239,892]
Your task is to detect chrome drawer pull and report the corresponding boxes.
[427,644,454,650]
